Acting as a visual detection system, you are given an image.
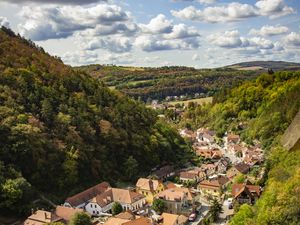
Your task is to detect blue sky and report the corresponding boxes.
[0,0,299,68]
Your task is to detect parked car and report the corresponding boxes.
[188,213,197,222]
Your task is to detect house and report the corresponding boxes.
[227,134,240,144]
[157,187,194,214]
[152,165,175,181]
[200,164,216,176]
[196,128,215,143]
[227,162,250,180]
[228,144,243,157]
[195,148,222,160]
[85,188,146,216]
[136,178,165,203]
[103,218,130,225]
[232,184,261,204]
[122,217,152,225]
[55,206,84,223]
[24,207,84,225]
[64,182,110,208]
[198,176,229,198]
[23,210,63,225]
[216,158,230,174]
[179,171,198,183]
[242,147,264,166]
[159,213,188,225]
[179,129,195,140]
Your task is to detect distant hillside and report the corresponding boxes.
[226,61,300,71]
[76,65,258,102]
[0,27,192,216]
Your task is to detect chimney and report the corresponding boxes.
[149,179,154,191]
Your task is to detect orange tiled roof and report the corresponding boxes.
[122,217,152,225]
[136,178,162,191]
[55,206,83,222]
[92,188,145,207]
[65,182,110,207]
[23,210,62,225]
[232,184,261,198]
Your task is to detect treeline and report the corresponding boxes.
[0,28,192,216]
[176,70,300,224]
[77,65,258,101]
[180,71,300,147]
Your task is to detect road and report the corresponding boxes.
[188,202,210,225]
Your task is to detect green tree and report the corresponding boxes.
[124,156,138,181]
[233,174,246,184]
[209,198,223,222]
[112,202,123,216]
[152,199,166,214]
[229,204,254,225]
[69,212,92,225]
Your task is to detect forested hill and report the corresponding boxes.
[179,69,300,224]
[76,65,258,102]
[226,60,300,71]
[0,27,192,216]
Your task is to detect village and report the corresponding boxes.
[23,127,265,225]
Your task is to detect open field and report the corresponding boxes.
[167,97,213,106]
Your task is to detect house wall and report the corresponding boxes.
[85,202,104,216]
[137,184,164,204]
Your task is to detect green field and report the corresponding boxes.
[168,97,213,106]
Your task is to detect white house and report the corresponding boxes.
[63,182,110,209]
[85,188,146,216]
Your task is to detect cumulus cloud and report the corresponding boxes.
[139,14,173,34]
[134,35,199,52]
[172,0,217,4]
[18,4,131,41]
[83,36,132,53]
[164,24,200,39]
[249,25,289,36]
[1,0,107,5]
[136,14,201,52]
[0,16,9,27]
[171,0,294,23]
[208,30,248,48]
[208,30,276,52]
[284,32,300,47]
[255,0,294,18]
[62,50,99,65]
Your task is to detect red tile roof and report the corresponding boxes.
[65,182,110,207]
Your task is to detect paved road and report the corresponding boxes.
[188,203,210,225]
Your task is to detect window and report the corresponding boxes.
[93,211,95,214]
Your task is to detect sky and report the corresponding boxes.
[0,0,300,68]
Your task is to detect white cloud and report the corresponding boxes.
[136,14,201,52]
[249,25,289,36]
[171,0,294,23]
[208,30,277,52]
[0,16,9,27]
[2,0,107,5]
[134,35,200,52]
[172,0,217,4]
[208,30,248,48]
[284,32,300,47]
[18,4,131,41]
[83,36,132,53]
[255,0,294,18]
[164,24,200,39]
[139,14,173,34]
[192,53,200,61]
[62,50,99,65]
